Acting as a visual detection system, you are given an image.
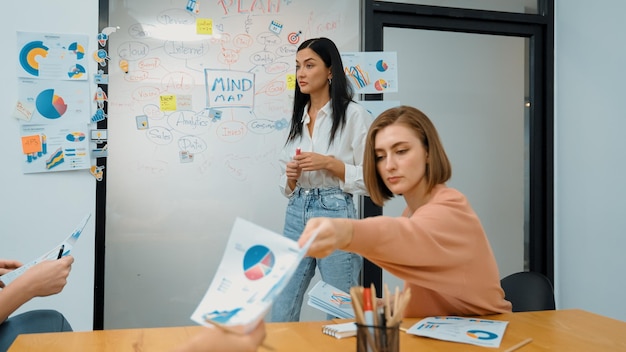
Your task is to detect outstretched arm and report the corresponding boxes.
[0,256,73,323]
[298,217,354,258]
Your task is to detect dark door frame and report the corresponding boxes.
[360,0,554,291]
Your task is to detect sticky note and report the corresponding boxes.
[13,100,34,121]
[287,74,296,90]
[160,95,177,111]
[177,95,193,110]
[22,135,42,154]
[197,18,213,35]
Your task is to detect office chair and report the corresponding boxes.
[500,271,556,312]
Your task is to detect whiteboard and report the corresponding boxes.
[104,0,360,328]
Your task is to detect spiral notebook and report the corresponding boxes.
[322,322,357,339]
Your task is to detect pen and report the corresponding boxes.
[57,245,65,259]
[362,287,376,352]
[369,283,379,343]
[383,284,391,324]
[295,147,301,155]
[349,286,365,325]
[505,337,533,352]
[379,306,387,348]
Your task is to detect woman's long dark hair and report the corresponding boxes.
[286,37,354,146]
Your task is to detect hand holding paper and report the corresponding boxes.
[297,217,353,258]
[0,214,90,287]
[190,218,317,333]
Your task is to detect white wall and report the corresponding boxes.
[555,0,626,321]
[382,27,526,279]
[0,1,98,331]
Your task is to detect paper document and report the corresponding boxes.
[307,280,355,319]
[406,316,508,348]
[0,213,91,286]
[191,217,317,333]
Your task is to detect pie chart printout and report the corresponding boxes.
[243,245,275,280]
[36,89,68,119]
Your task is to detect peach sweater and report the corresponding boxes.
[347,185,512,317]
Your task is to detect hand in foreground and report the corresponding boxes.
[17,256,74,298]
[173,321,266,352]
[0,259,23,288]
[297,218,353,258]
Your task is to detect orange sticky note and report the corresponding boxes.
[22,135,42,154]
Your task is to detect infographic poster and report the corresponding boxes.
[17,31,89,80]
[341,51,398,94]
[15,31,92,174]
[20,123,90,174]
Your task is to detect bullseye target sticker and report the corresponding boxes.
[288,31,302,44]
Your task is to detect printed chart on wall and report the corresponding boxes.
[15,32,91,173]
[104,0,360,328]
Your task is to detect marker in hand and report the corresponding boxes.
[295,147,301,156]
[57,245,65,259]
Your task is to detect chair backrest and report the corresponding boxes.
[500,271,556,312]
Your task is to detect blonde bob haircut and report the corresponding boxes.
[364,105,452,206]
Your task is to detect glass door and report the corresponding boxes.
[361,0,553,289]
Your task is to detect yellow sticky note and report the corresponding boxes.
[286,74,296,90]
[197,18,213,35]
[22,135,42,154]
[160,95,177,111]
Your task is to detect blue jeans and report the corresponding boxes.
[270,187,362,322]
[0,310,72,351]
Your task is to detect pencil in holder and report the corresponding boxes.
[356,322,400,352]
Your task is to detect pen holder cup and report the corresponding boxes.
[356,323,401,352]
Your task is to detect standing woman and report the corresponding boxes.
[271,37,373,322]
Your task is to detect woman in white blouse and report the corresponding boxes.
[271,37,373,322]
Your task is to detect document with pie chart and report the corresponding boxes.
[17,78,91,173]
[340,51,398,94]
[18,78,90,125]
[17,31,89,80]
[191,217,317,333]
[406,316,508,348]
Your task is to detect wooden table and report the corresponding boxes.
[8,309,626,351]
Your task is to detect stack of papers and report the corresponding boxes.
[307,280,355,319]
[191,218,317,333]
[406,316,509,348]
